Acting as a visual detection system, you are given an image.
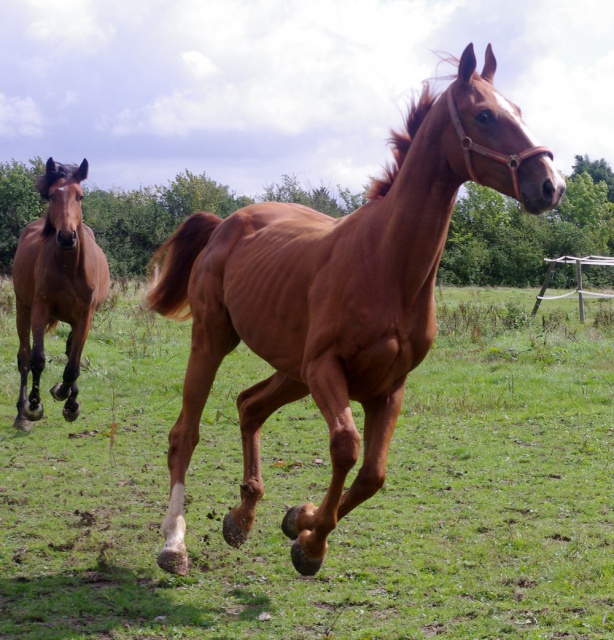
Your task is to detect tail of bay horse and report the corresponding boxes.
[12,158,110,431]
[147,44,565,576]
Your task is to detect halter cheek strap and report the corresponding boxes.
[447,88,553,202]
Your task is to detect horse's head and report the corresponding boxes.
[446,44,565,214]
[39,157,88,250]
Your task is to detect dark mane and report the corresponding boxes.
[36,161,80,200]
[366,82,441,201]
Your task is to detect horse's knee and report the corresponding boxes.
[168,419,199,453]
[330,427,360,472]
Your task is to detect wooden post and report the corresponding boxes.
[531,261,558,316]
[576,259,585,323]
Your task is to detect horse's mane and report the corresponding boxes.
[365,44,465,203]
[366,82,441,201]
[36,162,80,200]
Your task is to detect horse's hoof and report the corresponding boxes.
[281,505,302,540]
[13,417,32,432]
[157,546,190,576]
[25,402,43,421]
[63,403,80,422]
[290,538,324,576]
[50,383,68,401]
[223,511,249,548]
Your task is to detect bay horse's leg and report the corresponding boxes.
[336,380,406,520]
[284,357,361,575]
[50,312,94,421]
[158,313,240,576]
[223,372,309,547]
[13,298,41,431]
[26,304,49,425]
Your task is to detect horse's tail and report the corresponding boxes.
[146,212,223,320]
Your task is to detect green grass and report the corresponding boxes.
[0,278,613,639]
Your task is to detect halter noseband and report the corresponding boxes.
[447,88,553,203]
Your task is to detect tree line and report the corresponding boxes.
[1,155,613,288]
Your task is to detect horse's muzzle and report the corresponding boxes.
[522,171,566,215]
[57,230,77,250]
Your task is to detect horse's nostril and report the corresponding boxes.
[542,178,555,202]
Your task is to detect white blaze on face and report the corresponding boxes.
[493,91,542,147]
[494,90,565,194]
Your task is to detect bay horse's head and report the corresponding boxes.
[38,157,88,251]
[447,44,565,213]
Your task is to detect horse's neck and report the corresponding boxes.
[374,98,461,294]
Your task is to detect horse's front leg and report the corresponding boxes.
[223,373,309,548]
[336,380,406,520]
[283,357,361,575]
[50,318,90,422]
[13,298,41,431]
[24,304,49,426]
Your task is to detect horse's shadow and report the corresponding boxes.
[0,563,246,639]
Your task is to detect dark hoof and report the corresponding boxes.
[281,505,302,540]
[290,538,323,576]
[13,417,32,432]
[223,510,249,548]
[25,402,43,421]
[63,403,80,422]
[157,546,190,576]
[50,383,69,401]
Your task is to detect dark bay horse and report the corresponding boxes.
[12,158,110,432]
[147,44,565,576]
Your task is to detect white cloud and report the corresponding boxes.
[0,94,43,137]
[514,48,614,175]
[25,0,115,54]
[182,51,219,79]
[107,0,461,139]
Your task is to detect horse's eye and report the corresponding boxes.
[476,110,493,125]
[76,194,84,202]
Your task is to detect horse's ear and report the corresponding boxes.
[45,157,56,176]
[458,43,476,83]
[75,158,89,183]
[481,44,497,84]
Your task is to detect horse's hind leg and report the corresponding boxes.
[282,357,361,575]
[158,312,240,576]
[223,373,309,548]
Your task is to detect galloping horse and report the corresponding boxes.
[147,44,565,576]
[12,158,110,432]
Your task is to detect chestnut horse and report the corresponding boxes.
[12,158,110,432]
[147,44,565,576]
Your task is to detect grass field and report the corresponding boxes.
[0,279,613,639]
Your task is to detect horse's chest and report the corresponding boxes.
[344,329,432,398]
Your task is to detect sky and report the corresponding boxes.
[1,0,613,199]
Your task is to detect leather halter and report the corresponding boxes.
[447,88,553,202]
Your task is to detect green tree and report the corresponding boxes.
[157,170,252,221]
[0,158,46,272]
[571,155,614,202]
[84,187,174,276]
[261,174,365,217]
